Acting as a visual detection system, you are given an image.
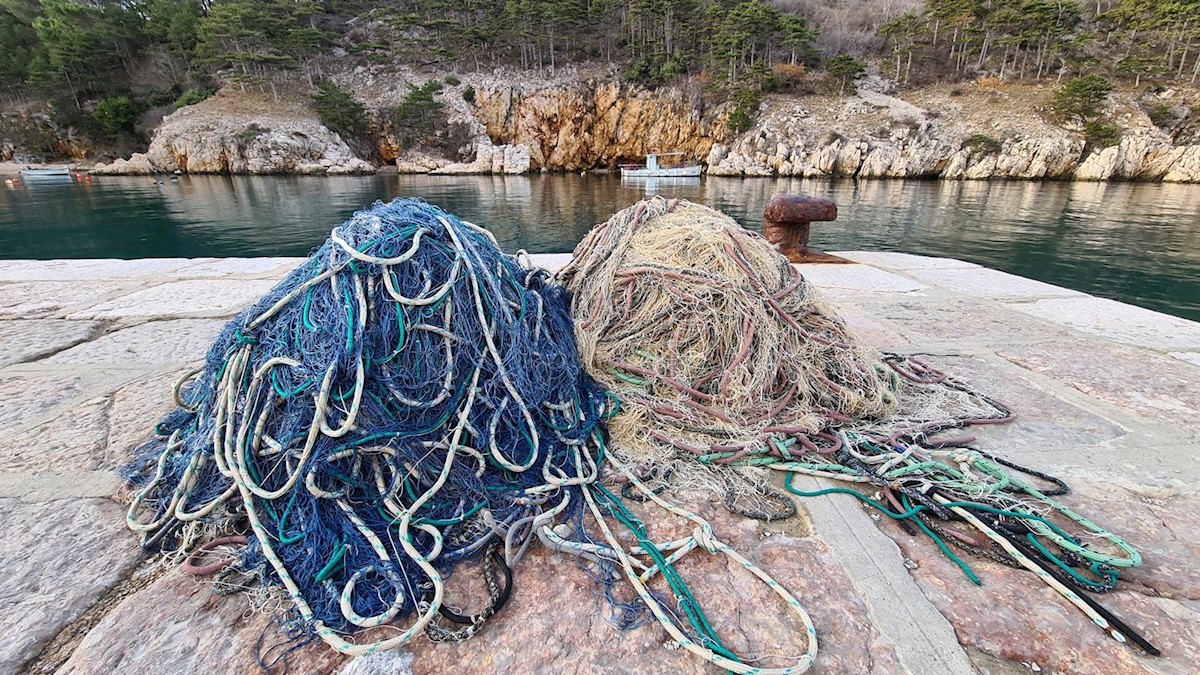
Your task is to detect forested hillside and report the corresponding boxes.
[0,0,1197,157]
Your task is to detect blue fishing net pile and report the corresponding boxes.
[122,198,609,641]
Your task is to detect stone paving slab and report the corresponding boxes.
[834,305,912,350]
[924,355,1128,452]
[800,264,928,295]
[997,340,1200,425]
[0,259,195,282]
[0,320,100,367]
[0,471,123,501]
[904,267,1085,299]
[1169,351,1200,366]
[0,497,140,674]
[46,320,225,366]
[1007,296,1200,352]
[863,299,1076,344]
[0,282,133,319]
[67,279,278,319]
[0,374,86,435]
[104,369,193,467]
[175,257,305,278]
[55,570,346,675]
[0,396,109,473]
[875,474,1200,675]
[833,251,981,270]
[0,368,191,475]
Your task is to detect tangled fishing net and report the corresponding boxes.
[559,196,1157,654]
[123,199,615,654]
[122,198,819,673]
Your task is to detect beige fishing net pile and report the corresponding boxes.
[556,196,1155,655]
[556,196,999,511]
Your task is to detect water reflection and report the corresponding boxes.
[620,175,703,195]
[1,173,1196,321]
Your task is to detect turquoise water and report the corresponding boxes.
[1,173,1197,321]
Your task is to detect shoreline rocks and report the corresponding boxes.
[90,92,376,177]
[81,77,1200,182]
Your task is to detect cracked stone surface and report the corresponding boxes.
[0,259,191,282]
[998,341,1200,424]
[0,369,183,473]
[0,319,100,367]
[0,374,85,435]
[0,282,128,318]
[105,369,191,467]
[924,355,1127,453]
[67,279,277,319]
[56,570,346,675]
[874,476,1200,675]
[0,396,109,472]
[869,299,1074,343]
[904,267,1083,299]
[0,498,140,674]
[1007,296,1200,352]
[46,319,225,366]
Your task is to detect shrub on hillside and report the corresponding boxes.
[93,96,140,140]
[312,81,368,143]
[1084,121,1121,148]
[1147,103,1174,129]
[965,133,1003,156]
[387,81,470,158]
[726,87,761,135]
[462,85,475,103]
[174,87,217,109]
[1051,76,1113,122]
[826,54,866,95]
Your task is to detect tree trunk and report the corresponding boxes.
[976,32,991,70]
[1178,30,1191,77]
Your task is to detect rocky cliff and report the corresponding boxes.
[91,91,374,176]
[706,86,1200,183]
[470,78,724,170]
[87,71,1200,182]
[332,66,725,174]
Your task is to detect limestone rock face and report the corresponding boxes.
[1075,131,1181,181]
[1162,145,1200,182]
[431,140,532,175]
[705,88,1200,181]
[88,153,156,176]
[472,79,724,171]
[91,91,375,176]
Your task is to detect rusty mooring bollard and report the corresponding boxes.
[763,195,849,264]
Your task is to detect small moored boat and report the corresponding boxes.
[620,152,702,178]
[19,166,72,178]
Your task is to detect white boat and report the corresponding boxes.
[620,152,702,178]
[19,166,72,178]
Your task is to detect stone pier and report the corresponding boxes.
[0,254,1196,674]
